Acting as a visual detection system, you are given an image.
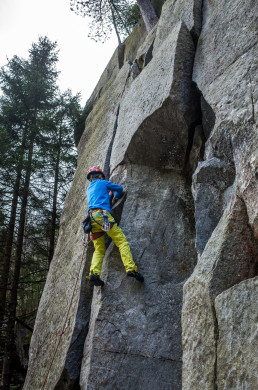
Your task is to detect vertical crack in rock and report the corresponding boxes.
[103,106,120,181]
[144,40,154,67]
[200,94,216,139]
[118,43,125,69]
[183,85,203,176]
[190,0,204,48]
[103,58,135,181]
[241,199,258,277]
[53,245,95,389]
[53,369,80,390]
[212,306,219,390]
[249,73,255,124]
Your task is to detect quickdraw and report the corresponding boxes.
[89,209,115,238]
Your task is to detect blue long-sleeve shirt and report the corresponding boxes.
[87,179,123,213]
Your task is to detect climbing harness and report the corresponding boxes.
[90,231,105,240]
[101,209,111,231]
[89,209,115,234]
[40,236,91,390]
[82,215,92,233]
[85,191,127,240]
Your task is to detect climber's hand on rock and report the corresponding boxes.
[112,196,117,206]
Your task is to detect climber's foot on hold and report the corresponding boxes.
[127,270,144,282]
[89,274,104,286]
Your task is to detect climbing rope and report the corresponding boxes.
[40,236,91,390]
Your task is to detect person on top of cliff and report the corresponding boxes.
[86,166,144,287]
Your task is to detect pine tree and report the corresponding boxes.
[0,36,59,389]
[38,90,80,264]
[0,37,81,388]
[0,60,31,344]
[70,0,143,44]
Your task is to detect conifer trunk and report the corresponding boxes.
[137,0,158,33]
[48,133,61,265]
[0,129,27,341]
[0,173,21,333]
[110,4,122,45]
[1,112,36,390]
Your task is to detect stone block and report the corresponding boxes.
[182,196,258,390]
[110,21,197,173]
[215,277,258,390]
[192,157,235,253]
[153,0,203,52]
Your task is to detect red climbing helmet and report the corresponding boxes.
[86,166,105,180]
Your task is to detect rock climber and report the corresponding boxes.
[86,166,144,286]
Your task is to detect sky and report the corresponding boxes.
[0,0,118,105]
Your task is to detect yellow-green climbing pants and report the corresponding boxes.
[89,210,138,276]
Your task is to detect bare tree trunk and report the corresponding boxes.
[48,133,61,265]
[110,3,122,45]
[0,129,27,342]
[0,173,21,331]
[137,0,159,33]
[1,112,36,390]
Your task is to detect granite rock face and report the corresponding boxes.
[215,277,258,390]
[182,196,257,390]
[80,166,196,390]
[192,157,235,254]
[24,0,257,389]
[182,0,258,388]
[23,42,134,390]
[110,21,198,172]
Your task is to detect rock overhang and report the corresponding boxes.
[110,21,198,173]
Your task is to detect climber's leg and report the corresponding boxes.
[89,211,106,277]
[90,233,106,276]
[107,214,138,273]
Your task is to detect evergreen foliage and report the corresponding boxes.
[70,0,141,44]
[0,37,81,389]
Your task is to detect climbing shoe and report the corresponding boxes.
[89,274,104,287]
[127,270,144,282]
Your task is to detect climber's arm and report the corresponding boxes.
[106,182,123,199]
